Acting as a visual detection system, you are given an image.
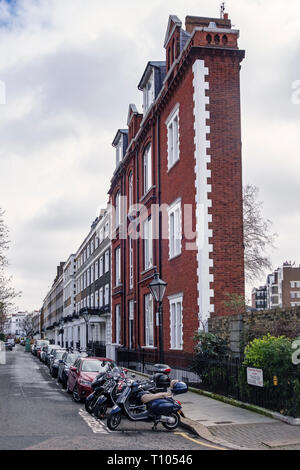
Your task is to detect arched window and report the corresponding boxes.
[143,145,152,195]
[128,172,133,210]
[115,191,120,228]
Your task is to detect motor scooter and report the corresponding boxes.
[106,380,188,431]
[85,367,126,416]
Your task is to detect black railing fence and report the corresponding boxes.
[116,348,300,418]
[88,341,106,358]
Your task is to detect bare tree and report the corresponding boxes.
[0,208,20,332]
[243,185,276,283]
[20,313,35,338]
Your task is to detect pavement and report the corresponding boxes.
[131,369,300,451]
[179,390,300,451]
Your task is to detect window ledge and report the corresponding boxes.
[168,252,182,262]
[167,158,180,173]
[140,185,156,204]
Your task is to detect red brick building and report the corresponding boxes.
[108,12,245,364]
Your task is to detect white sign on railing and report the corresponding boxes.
[247,367,264,387]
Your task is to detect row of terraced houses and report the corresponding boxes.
[38,11,246,374]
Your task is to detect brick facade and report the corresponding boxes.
[109,13,245,357]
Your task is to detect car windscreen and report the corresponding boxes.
[55,351,65,360]
[36,341,49,347]
[81,360,112,373]
[66,354,79,364]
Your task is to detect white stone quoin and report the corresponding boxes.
[192,59,214,331]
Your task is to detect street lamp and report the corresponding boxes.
[149,272,167,364]
[81,308,92,353]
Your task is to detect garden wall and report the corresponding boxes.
[208,307,300,355]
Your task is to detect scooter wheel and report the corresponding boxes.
[95,404,108,419]
[162,412,180,431]
[107,412,122,431]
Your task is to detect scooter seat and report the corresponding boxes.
[141,392,172,404]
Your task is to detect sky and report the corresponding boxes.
[0,0,299,311]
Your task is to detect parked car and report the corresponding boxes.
[46,345,64,367]
[57,351,83,389]
[67,357,116,403]
[7,339,15,348]
[34,340,50,358]
[40,344,51,363]
[49,349,67,378]
[4,342,13,351]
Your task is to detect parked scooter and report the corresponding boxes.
[85,366,126,417]
[106,380,188,431]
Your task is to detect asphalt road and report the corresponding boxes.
[0,346,227,452]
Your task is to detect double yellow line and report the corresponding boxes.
[175,432,227,451]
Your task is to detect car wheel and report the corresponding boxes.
[72,384,82,403]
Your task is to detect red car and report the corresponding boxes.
[67,357,116,403]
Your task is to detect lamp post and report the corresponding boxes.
[149,272,167,364]
[81,308,92,353]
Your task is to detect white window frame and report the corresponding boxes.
[168,198,182,259]
[99,288,103,308]
[128,172,133,210]
[105,251,110,273]
[116,136,123,168]
[129,300,135,349]
[115,191,120,229]
[143,217,153,270]
[166,104,180,170]
[143,145,152,195]
[99,256,104,277]
[169,294,183,350]
[143,70,155,114]
[145,294,154,347]
[104,284,109,305]
[129,236,134,289]
[115,304,121,345]
[115,247,121,286]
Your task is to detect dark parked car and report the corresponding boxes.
[57,351,83,388]
[67,357,116,403]
[5,342,13,351]
[45,345,63,367]
[34,340,50,359]
[49,349,67,377]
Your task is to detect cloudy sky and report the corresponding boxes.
[0,0,299,311]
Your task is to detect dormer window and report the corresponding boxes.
[143,70,155,114]
[116,136,123,168]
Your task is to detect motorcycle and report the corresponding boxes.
[106,380,188,432]
[85,366,126,417]
[86,363,172,418]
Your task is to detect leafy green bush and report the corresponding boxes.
[193,332,230,360]
[239,334,300,416]
[190,332,237,394]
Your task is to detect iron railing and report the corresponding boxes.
[116,348,300,418]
